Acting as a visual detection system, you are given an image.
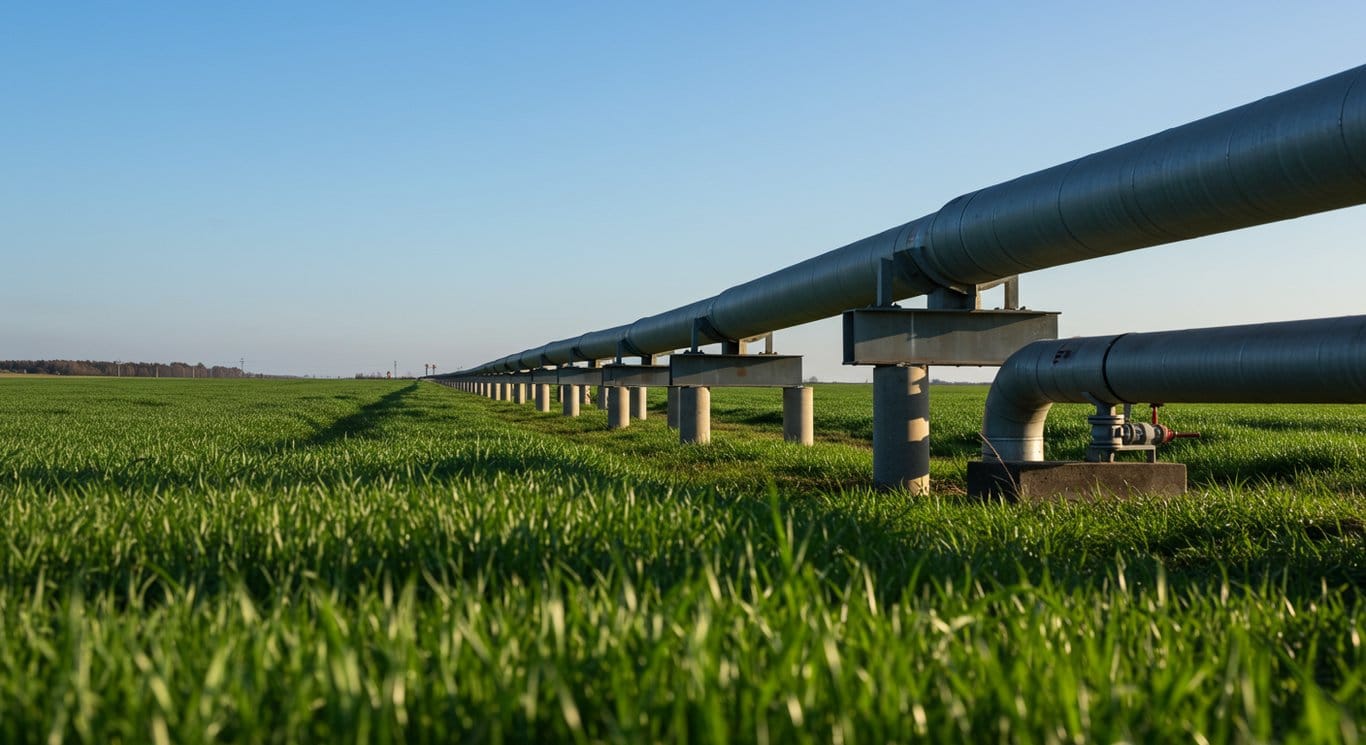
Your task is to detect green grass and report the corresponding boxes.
[0,378,1362,743]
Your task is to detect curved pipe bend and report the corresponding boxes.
[982,315,1366,462]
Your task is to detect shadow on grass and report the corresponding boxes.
[292,383,421,447]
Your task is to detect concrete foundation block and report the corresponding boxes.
[631,386,648,420]
[608,386,631,429]
[782,385,813,446]
[967,461,1187,501]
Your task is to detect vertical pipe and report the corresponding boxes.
[782,386,814,446]
[667,387,680,430]
[608,386,631,429]
[563,385,580,417]
[632,386,648,420]
[872,364,930,494]
[679,387,711,444]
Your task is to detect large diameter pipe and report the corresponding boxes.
[459,66,1366,376]
[982,315,1366,462]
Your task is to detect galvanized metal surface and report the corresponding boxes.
[555,367,603,385]
[842,309,1059,366]
[669,353,803,388]
[600,365,670,388]
[453,65,1366,377]
[981,315,1366,462]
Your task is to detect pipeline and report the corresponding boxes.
[980,315,1366,462]
[460,64,1366,376]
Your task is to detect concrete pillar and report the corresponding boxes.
[513,383,526,405]
[558,386,564,404]
[581,385,592,407]
[535,383,551,413]
[596,385,609,410]
[872,364,930,494]
[783,386,814,446]
[667,387,681,430]
[562,385,580,417]
[494,383,504,401]
[631,386,648,420]
[608,386,631,429]
[679,386,711,444]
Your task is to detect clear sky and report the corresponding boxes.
[3,2,1364,380]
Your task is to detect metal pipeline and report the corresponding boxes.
[981,315,1366,462]
[464,65,1366,375]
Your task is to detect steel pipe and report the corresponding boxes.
[459,65,1366,376]
[981,315,1366,462]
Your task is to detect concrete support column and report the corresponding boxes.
[562,385,580,417]
[631,386,648,420]
[679,386,711,444]
[495,383,506,401]
[667,387,681,430]
[872,364,930,494]
[782,386,814,446]
[558,386,564,404]
[596,385,609,410]
[581,385,592,407]
[535,383,551,413]
[513,383,526,405]
[608,386,631,429]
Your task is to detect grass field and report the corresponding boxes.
[0,377,1362,743]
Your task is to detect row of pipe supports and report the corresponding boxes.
[451,373,814,447]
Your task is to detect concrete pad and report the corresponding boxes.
[967,461,1187,501]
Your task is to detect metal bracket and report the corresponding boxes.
[691,318,727,353]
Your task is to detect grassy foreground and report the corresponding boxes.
[0,378,1363,743]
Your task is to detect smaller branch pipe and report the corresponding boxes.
[982,315,1366,462]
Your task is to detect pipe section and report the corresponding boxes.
[982,315,1366,462]
[459,65,1366,376]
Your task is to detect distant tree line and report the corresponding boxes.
[0,360,248,378]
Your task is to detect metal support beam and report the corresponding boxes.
[669,353,803,388]
[843,309,1058,366]
[601,364,670,388]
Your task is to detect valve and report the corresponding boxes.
[1086,402,1198,462]
[1147,403,1200,441]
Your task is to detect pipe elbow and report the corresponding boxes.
[981,342,1055,462]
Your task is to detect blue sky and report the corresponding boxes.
[3,2,1364,379]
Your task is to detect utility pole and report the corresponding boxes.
[241,357,246,379]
